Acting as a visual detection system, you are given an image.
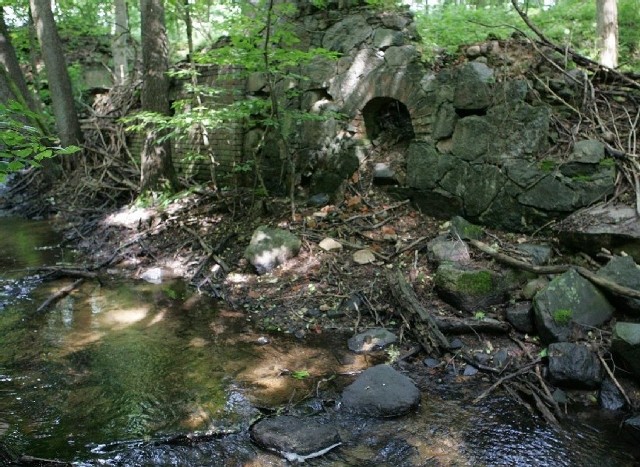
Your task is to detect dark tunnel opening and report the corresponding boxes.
[362,97,415,144]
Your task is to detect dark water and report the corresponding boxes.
[0,217,638,466]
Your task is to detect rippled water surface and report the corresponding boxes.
[0,217,639,465]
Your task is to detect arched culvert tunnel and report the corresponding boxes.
[362,97,415,144]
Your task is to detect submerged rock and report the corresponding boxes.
[341,364,421,417]
[244,226,301,274]
[348,328,397,353]
[599,378,626,411]
[250,415,341,462]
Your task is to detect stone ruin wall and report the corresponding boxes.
[162,3,616,232]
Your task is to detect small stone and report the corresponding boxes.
[493,349,509,368]
[256,336,270,345]
[140,267,163,284]
[552,388,567,404]
[463,364,478,376]
[319,237,343,251]
[449,338,464,350]
[423,358,440,368]
[353,249,375,264]
[308,193,330,207]
[466,45,482,58]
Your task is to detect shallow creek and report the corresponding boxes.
[0,217,639,466]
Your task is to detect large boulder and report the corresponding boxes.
[244,226,302,274]
[596,256,640,314]
[322,15,372,53]
[547,342,602,389]
[611,322,640,379]
[250,416,341,462]
[434,263,507,313]
[341,364,421,417]
[453,62,494,110]
[532,269,614,343]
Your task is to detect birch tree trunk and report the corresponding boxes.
[596,0,618,68]
[112,0,129,85]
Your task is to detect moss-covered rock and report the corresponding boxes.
[434,263,506,313]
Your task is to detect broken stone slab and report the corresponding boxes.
[348,328,397,353]
[434,263,507,313]
[596,256,640,314]
[514,243,553,265]
[532,268,614,344]
[449,216,484,240]
[612,322,640,379]
[547,342,602,389]
[244,226,302,275]
[250,415,341,462]
[426,235,471,264]
[353,249,376,265]
[555,203,640,263]
[319,237,343,251]
[341,364,421,417]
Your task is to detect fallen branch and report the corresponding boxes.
[510,0,640,91]
[36,279,84,313]
[473,358,541,404]
[387,269,449,354]
[468,239,640,300]
[435,316,510,335]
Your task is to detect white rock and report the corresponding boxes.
[353,249,375,265]
[319,237,343,251]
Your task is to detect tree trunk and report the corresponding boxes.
[0,9,40,114]
[29,0,83,151]
[140,0,177,192]
[112,0,129,85]
[596,0,618,68]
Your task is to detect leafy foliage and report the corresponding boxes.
[415,0,640,70]
[0,101,80,182]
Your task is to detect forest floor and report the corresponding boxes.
[3,167,599,422]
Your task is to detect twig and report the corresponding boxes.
[598,352,632,407]
[473,359,541,404]
[36,279,84,313]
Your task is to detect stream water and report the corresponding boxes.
[0,217,639,466]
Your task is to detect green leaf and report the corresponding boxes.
[56,145,82,155]
[35,149,53,160]
[8,160,24,171]
[291,370,310,380]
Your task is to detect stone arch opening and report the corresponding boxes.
[362,97,415,144]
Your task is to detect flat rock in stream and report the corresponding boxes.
[250,415,341,462]
[341,364,421,417]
